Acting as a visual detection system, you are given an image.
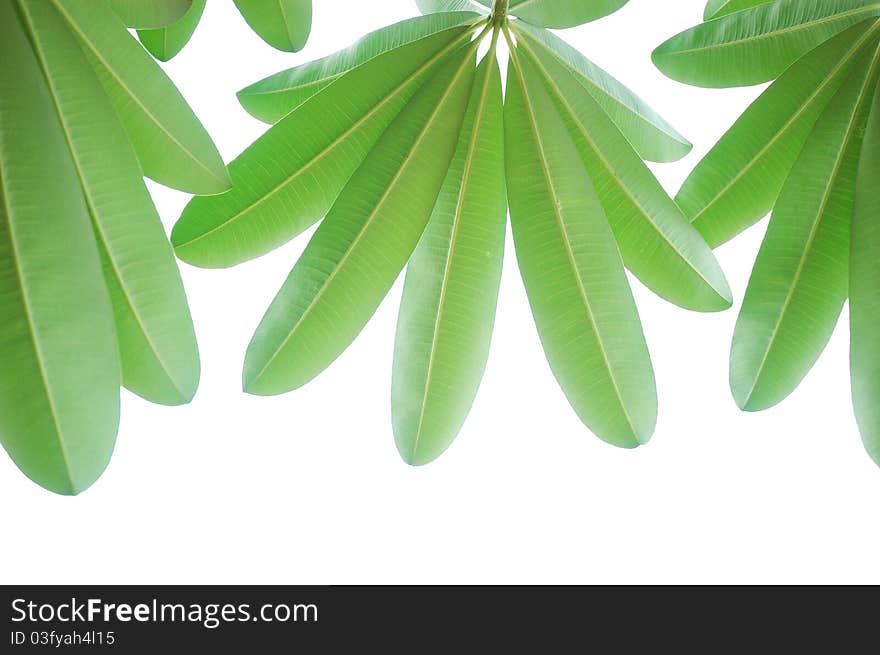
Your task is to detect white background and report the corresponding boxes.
[3,0,878,585]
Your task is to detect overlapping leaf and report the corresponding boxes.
[655,1,880,467]
[174,1,727,464]
[0,0,217,493]
[135,0,312,60]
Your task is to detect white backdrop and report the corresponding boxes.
[3,0,878,585]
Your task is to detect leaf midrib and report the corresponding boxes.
[50,0,225,187]
[507,34,640,439]
[740,46,880,406]
[20,2,186,402]
[691,21,880,226]
[249,46,478,389]
[177,22,483,251]
[409,53,495,461]
[519,37,722,299]
[662,5,880,58]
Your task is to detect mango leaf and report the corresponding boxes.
[514,22,692,163]
[238,12,479,124]
[244,50,476,395]
[0,0,209,493]
[52,0,230,195]
[662,3,880,468]
[178,4,722,464]
[173,21,480,268]
[731,45,880,411]
[106,0,191,28]
[0,1,120,495]
[517,32,731,312]
[850,83,880,466]
[137,0,206,62]
[20,0,199,406]
[679,21,880,247]
[653,0,880,88]
[507,0,630,28]
[505,48,656,447]
[393,50,506,466]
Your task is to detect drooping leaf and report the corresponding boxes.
[173,21,479,268]
[850,82,880,465]
[653,0,880,88]
[393,51,505,466]
[504,48,656,448]
[52,0,230,195]
[0,1,120,495]
[232,0,311,53]
[237,12,479,124]
[243,49,476,396]
[137,0,206,62]
[507,0,630,29]
[20,0,199,406]
[514,22,692,163]
[106,0,191,29]
[705,0,776,21]
[679,21,880,247]
[519,36,731,312]
[730,46,880,412]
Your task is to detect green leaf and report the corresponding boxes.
[20,0,199,406]
[137,0,206,62]
[514,22,691,163]
[0,1,120,495]
[237,12,479,124]
[106,0,191,29]
[52,0,230,195]
[653,0,880,88]
[680,21,880,247]
[417,0,490,12]
[173,21,479,268]
[518,37,731,312]
[508,0,629,28]
[850,83,880,465]
[504,47,656,448]
[393,51,505,466]
[730,46,880,411]
[704,0,776,21]
[243,50,476,396]
[232,0,311,53]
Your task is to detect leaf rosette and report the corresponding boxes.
[173,0,732,465]
[1,0,228,493]
[654,0,880,465]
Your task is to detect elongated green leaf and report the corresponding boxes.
[243,51,476,396]
[106,0,191,28]
[508,0,629,28]
[138,0,205,62]
[518,38,731,312]
[20,0,199,406]
[504,49,656,447]
[731,47,880,411]
[238,12,479,124]
[0,1,119,495]
[173,22,478,268]
[233,0,311,53]
[417,0,490,13]
[52,0,230,195]
[653,0,880,88]
[850,83,880,465]
[680,21,880,247]
[705,0,775,21]
[514,22,691,163]
[393,52,505,466]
